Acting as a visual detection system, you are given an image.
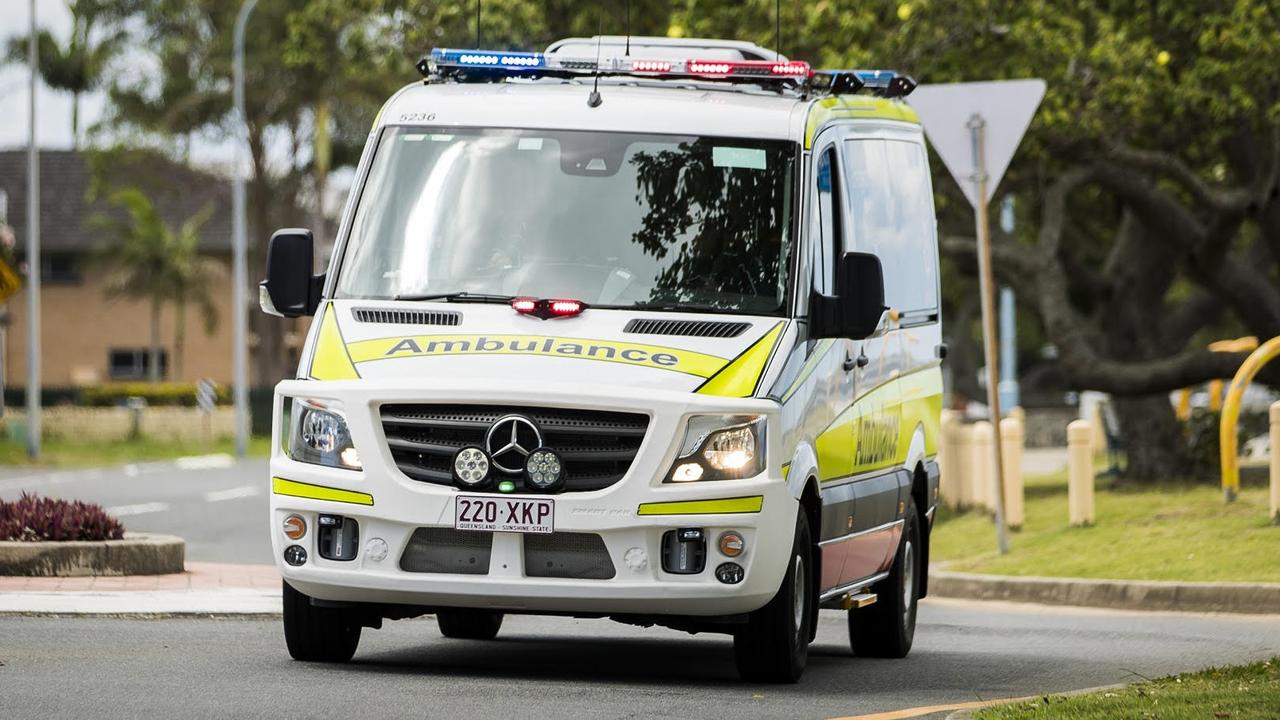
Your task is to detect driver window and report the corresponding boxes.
[812,146,843,296]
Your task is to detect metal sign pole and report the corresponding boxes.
[25,0,41,460]
[231,0,259,459]
[968,113,1010,555]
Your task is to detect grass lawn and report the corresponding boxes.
[0,436,271,469]
[975,658,1280,720]
[932,469,1280,583]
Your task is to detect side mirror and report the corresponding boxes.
[809,251,886,340]
[260,228,324,317]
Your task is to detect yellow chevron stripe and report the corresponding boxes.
[272,477,374,506]
[637,495,763,516]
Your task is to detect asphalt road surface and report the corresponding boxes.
[0,456,272,564]
[3,600,1279,720]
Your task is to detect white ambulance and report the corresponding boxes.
[261,36,943,683]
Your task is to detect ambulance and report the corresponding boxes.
[260,36,943,683]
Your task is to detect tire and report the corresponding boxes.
[848,496,921,658]
[282,580,362,663]
[436,609,504,640]
[733,511,813,683]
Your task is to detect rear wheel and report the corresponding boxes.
[436,609,504,640]
[733,511,812,683]
[848,496,921,658]
[282,581,361,662]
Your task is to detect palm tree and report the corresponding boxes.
[7,0,127,148]
[92,189,220,382]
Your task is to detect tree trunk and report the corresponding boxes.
[148,299,162,382]
[173,298,186,381]
[1111,394,1191,483]
[71,92,80,150]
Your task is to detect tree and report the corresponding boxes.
[6,0,128,148]
[92,188,218,382]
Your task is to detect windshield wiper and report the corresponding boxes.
[600,301,727,313]
[393,291,516,304]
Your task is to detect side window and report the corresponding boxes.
[812,146,843,296]
[842,139,939,312]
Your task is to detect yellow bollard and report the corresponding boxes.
[1067,420,1095,526]
[1000,416,1025,530]
[1271,402,1280,525]
[972,421,994,512]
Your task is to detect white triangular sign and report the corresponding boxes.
[907,79,1046,208]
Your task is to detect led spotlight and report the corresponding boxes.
[524,448,564,491]
[453,446,491,488]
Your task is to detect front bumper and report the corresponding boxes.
[269,377,796,617]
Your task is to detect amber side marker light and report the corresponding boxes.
[283,514,307,540]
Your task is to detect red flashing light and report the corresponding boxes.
[512,297,586,320]
[630,59,673,73]
[686,59,812,78]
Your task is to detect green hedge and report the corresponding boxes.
[80,382,232,408]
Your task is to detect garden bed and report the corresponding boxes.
[0,533,184,576]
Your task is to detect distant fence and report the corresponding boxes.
[2,407,237,443]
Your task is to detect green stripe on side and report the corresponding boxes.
[637,496,763,516]
[272,477,374,506]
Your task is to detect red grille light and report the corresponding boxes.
[512,297,586,320]
[686,59,812,78]
[511,297,539,313]
[548,299,584,316]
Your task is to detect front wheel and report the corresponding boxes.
[733,511,813,683]
[848,496,921,658]
[282,581,361,662]
[437,609,504,640]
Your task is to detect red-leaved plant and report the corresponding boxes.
[0,493,126,542]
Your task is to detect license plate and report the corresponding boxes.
[454,495,554,534]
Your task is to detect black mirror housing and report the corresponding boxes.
[261,228,323,318]
[809,252,886,340]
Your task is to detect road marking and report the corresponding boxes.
[827,695,1038,720]
[204,485,261,503]
[105,502,171,517]
[177,454,234,470]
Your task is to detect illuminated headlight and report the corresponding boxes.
[525,448,564,491]
[665,415,765,482]
[287,398,362,470]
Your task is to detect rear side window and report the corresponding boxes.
[841,139,938,313]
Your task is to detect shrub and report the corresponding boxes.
[0,493,126,542]
[80,382,231,408]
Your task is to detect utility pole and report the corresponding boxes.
[967,114,1010,555]
[231,0,259,459]
[25,0,41,460]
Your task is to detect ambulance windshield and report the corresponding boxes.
[336,127,796,315]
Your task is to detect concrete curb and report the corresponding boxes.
[0,533,185,577]
[930,569,1280,615]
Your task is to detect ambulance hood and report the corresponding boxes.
[306,300,786,397]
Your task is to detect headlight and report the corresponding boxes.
[666,415,765,482]
[287,398,362,470]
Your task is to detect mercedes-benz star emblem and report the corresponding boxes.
[485,415,543,474]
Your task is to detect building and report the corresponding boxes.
[0,149,238,388]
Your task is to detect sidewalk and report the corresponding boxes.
[0,562,281,616]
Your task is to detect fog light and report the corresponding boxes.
[282,514,306,540]
[364,537,388,563]
[453,446,490,487]
[715,562,744,584]
[524,448,563,491]
[718,531,745,557]
[671,462,704,482]
[283,545,307,566]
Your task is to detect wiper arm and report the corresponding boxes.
[393,291,516,304]
[603,301,726,313]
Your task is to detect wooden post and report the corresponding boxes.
[1000,416,1025,530]
[1068,419,1095,526]
[972,421,994,511]
[1271,401,1280,525]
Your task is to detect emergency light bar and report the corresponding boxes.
[418,48,914,98]
[424,48,812,82]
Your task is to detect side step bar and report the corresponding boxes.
[819,590,878,610]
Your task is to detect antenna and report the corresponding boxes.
[775,0,781,61]
[587,4,604,107]
[475,0,481,47]
[625,0,631,56]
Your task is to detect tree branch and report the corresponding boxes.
[1105,144,1254,214]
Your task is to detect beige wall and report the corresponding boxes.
[3,407,237,442]
[2,255,237,387]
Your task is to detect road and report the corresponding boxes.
[0,457,272,564]
[2,600,1279,719]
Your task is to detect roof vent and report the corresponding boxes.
[623,318,751,338]
[352,308,461,326]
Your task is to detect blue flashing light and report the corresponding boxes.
[853,69,898,87]
[432,48,546,70]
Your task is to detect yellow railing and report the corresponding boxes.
[1220,336,1280,501]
